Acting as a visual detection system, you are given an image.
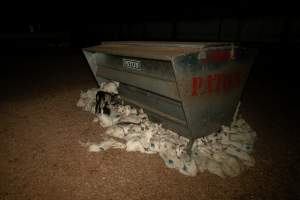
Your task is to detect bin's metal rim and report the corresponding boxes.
[83,41,236,61]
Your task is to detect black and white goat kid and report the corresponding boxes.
[95,91,119,115]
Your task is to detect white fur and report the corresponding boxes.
[206,159,225,178]
[76,88,99,113]
[130,108,138,115]
[178,154,197,176]
[88,139,126,152]
[105,126,125,139]
[100,81,119,94]
[192,151,208,173]
[221,155,241,177]
[159,151,181,169]
[119,114,141,124]
[126,140,145,153]
[225,146,255,167]
[98,114,114,127]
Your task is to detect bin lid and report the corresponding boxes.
[83,41,232,61]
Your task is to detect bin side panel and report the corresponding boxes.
[83,50,109,85]
[173,47,256,138]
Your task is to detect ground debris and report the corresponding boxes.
[77,82,257,178]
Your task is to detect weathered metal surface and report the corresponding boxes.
[82,42,256,138]
[84,41,230,61]
[172,47,256,138]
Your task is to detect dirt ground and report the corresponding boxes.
[0,49,298,200]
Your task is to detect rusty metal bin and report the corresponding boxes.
[82,41,256,139]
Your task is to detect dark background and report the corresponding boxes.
[1,13,299,97]
[1,16,299,48]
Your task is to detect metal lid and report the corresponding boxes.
[83,41,232,61]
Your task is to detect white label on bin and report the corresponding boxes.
[123,59,142,71]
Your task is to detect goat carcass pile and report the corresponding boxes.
[77,81,257,178]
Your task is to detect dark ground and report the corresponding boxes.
[0,48,299,200]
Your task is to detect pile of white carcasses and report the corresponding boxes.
[77,82,257,177]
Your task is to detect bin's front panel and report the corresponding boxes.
[96,54,176,81]
[119,83,186,123]
[119,83,191,137]
[94,53,180,100]
[173,47,256,138]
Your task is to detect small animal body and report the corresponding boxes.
[95,91,106,114]
[95,91,119,115]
